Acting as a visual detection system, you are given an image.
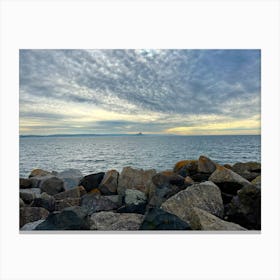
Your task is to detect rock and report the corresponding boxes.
[161,181,224,225]
[30,192,56,212]
[117,189,147,214]
[197,155,217,173]
[20,178,32,189]
[225,184,261,229]
[90,211,143,230]
[39,176,65,195]
[152,171,185,187]
[79,172,105,192]
[20,207,49,227]
[140,208,192,230]
[29,174,53,188]
[21,219,45,230]
[81,193,118,214]
[224,164,232,169]
[208,165,252,196]
[184,176,194,185]
[56,169,83,190]
[53,186,86,200]
[190,172,211,182]
[189,207,246,230]
[117,167,156,199]
[89,189,101,195]
[251,175,261,188]
[105,195,122,207]
[20,188,41,204]
[29,169,51,178]
[98,170,119,195]
[20,198,25,207]
[55,198,81,211]
[231,162,261,181]
[173,160,198,177]
[35,206,90,230]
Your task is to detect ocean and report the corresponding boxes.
[19,135,261,178]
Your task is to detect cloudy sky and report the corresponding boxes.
[19,49,260,135]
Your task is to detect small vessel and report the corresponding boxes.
[137,132,143,136]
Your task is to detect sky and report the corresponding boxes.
[19,49,261,135]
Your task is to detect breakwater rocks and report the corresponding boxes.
[19,156,261,231]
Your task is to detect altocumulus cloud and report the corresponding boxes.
[19,49,260,135]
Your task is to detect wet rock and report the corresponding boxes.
[20,178,32,189]
[55,198,81,211]
[140,208,191,230]
[53,186,86,200]
[117,167,156,198]
[189,207,246,230]
[20,188,41,204]
[35,206,90,230]
[98,170,119,195]
[117,189,147,214]
[56,169,83,190]
[21,219,45,231]
[90,211,143,230]
[225,184,261,229]
[197,155,217,173]
[81,193,118,214]
[20,207,49,227]
[173,160,198,177]
[152,171,185,187]
[31,192,56,212]
[29,169,51,178]
[79,172,105,192]
[39,176,65,195]
[231,162,261,181]
[161,181,224,225]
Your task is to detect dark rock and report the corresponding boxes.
[161,181,224,225]
[152,171,185,187]
[105,195,122,207]
[56,169,83,190]
[31,192,56,212]
[29,169,51,178]
[190,172,211,182]
[225,184,261,230]
[39,176,65,195]
[90,211,143,230]
[20,188,41,204]
[79,172,105,192]
[20,198,25,207]
[29,175,52,188]
[21,219,45,230]
[20,178,32,189]
[223,164,232,169]
[140,208,191,230]
[173,160,198,177]
[189,207,246,230]
[231,162,261,181]
[35,206,90,230]
[53,186,86,200]
[55,198,81,211]
[81,193,118,214]
[98,170,119,195]
[197,155,217,173]
[20,206,49,227]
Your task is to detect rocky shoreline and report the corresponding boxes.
[19,155,261,231]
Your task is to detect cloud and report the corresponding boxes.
[19,49,261,135]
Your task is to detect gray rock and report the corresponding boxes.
[231,162,261,181]
[20,178,32,189]
[251,175,261,188]
[90,211,143,230]
[81,193,118,214]
[20,188,41,204]
[56,169,83,190]
[53,186,86,200]
[20,198,25,207]
[105,195,122,207]
[31,192,56,212]
[55,198,81,211]
[39,176,65,195]
[98,170,119,195]
[189,207,246,230]
[152,171,185,187]
[21,219,45,231]
[197,155,217,173]
[20,207,49,227]
[161,181,224,225]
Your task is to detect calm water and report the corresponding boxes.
[19,135,261,178]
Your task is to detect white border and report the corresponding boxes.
[1,1,280,279]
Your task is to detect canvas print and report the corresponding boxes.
[19,49,261,231]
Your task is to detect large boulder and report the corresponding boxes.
[39,176,65,195]
[55,198,81,211]
[79,172,105,192]
[208,165,252,203]
[53,186,86,200]
[98,170,119,195]
[20,188,41,204]
[189,207,246,230]
[20,178,32,189]
[90,211,144,230]
[117,167,156,198]
[140,208,191,230]
[117,189,147,214]
[35,206,90,230]
[29,169,51,178]
[161,181,224,225]
[30,192,56,212]
[20,207,49,227]
[152,171,185,187]
[56,169,83,190]
[197,156,217,173]
[21,219,45,231]
[81,193,118,214]
[173,160,198,177]
[231,162,261,181]
[225,184,261,230]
